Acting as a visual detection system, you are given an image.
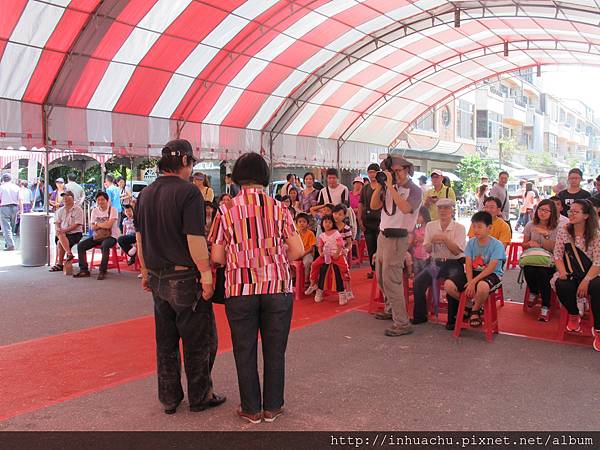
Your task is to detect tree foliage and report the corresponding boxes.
[456,154,499,194]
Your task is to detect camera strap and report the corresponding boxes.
[382,185,398,217]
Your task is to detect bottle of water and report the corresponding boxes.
[577,297,587,317]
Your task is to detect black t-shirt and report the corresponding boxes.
[557,188,591,217]
[134,176,205,270]
[359,182,381,229]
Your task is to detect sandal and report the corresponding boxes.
[463,306,472,321]
[49,265,63,272]
[469,309,483,328]
[65,253,74,262]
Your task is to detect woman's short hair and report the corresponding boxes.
[231,152,270,187]
[303,172,314,181]
[96,191,109,201]
[533,199,558,229]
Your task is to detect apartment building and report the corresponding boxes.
[405,69,600,178]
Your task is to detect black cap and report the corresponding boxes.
[61,190,75,198]
[162,139,196,162]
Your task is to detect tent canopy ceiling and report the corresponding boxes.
[1,0,599,164]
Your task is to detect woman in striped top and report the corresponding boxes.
[209,152,304,424]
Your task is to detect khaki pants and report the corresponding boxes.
[376,233,410,328]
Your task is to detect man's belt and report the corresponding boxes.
[434,257,465,264]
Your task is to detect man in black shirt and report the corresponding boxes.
[358,163,381,279]
[135,139,225,415]
[557,168,591,217]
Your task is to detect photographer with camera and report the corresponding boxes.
[370,155,422,336]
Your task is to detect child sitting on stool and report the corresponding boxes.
[305,214,350,305]
[444,211,505,329]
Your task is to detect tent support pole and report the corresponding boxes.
[336,139,341,172]
[269,132,274,192]
[42,105,51,266]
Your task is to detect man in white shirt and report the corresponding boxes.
[50,191,84,271]
[65,173,85,206]
[370,155,422,336]
[411,199,467,328]
[316,168,349,207]
[0,174,21,251]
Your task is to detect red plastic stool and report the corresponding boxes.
[368,274,385,314]
[557,295,595,341]
[292,260,305,301]
[522,285,559,313]
[351,240,363,267]
[491,285,505,307]
[507,242,523,269]
[90,244,121,273]
[453,287,500,342]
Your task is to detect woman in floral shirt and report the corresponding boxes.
[553,199,600,351]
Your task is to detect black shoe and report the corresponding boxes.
[164,407,177,415]
[97,271,106,280]
[189,394,227,412]
[73,269,90,278]
[127,256,136,266]
[445,322,455,331]
[411,317,428,325]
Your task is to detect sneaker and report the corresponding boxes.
[237,409,262,424]
[263,409,284,423]
[127,246,137,257]
[345,290,354,300]
[593,331,600,352]
[374,311,392,320]
[304,285,317,296]
[577,298,586,317]
[527,293,537,308]
[566,314,581,332]
[338,292,348,306]
[314,289,323,303]
[538,306,550,322]
[384,324,414,337]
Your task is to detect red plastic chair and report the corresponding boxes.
[506,242,523,269]
[453,287,500,343]
[292,260,305,301]
[368,274,385,314]
[350,240,362,267]
[491,285,505,307]
[522,285,559,313]
[90,244,121,273]
[556,295,595,341]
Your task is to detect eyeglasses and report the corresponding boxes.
[537,208,552,213]
[568,209,583,215]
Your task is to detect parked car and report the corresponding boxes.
[270,179,323,197]
[129,180,149,199]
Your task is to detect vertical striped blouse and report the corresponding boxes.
[209,187,296,298]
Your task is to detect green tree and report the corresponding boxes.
[456,154,498,195]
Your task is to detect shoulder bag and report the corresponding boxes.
[563,241,592,283]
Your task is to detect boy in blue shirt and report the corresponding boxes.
[444,211,506,328]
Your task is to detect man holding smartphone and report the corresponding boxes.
[424,169,456,220]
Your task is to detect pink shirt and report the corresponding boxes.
[412,227,429,260]
[318,230,344,264]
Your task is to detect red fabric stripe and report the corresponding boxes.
[22,8,93,103]
[0,0,27,40]
[67,0,157,107]
[174,0,324,121]
[22,50,64,103]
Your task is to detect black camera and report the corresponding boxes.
[375,156,396,186]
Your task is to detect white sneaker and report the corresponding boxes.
[128,246,137,257]
[314,289,324,303]
[305,285,317,296]
[527,293,536,307]
[338,291,348,306]
[346,290,354,300]
[577,297,586,317]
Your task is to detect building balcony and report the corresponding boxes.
[525,106,536,127]
[503,98,527,125]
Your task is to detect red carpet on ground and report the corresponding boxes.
[0,266,594,421]
[0,268,372,421]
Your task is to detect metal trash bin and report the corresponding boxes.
[20,212,51,267]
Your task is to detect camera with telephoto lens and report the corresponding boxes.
[375,156,396,187]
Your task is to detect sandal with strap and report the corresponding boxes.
[49,265,63,272]
[65,253,74,262]
[469,309,483,328]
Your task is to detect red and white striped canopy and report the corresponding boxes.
[1,0,599,168]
